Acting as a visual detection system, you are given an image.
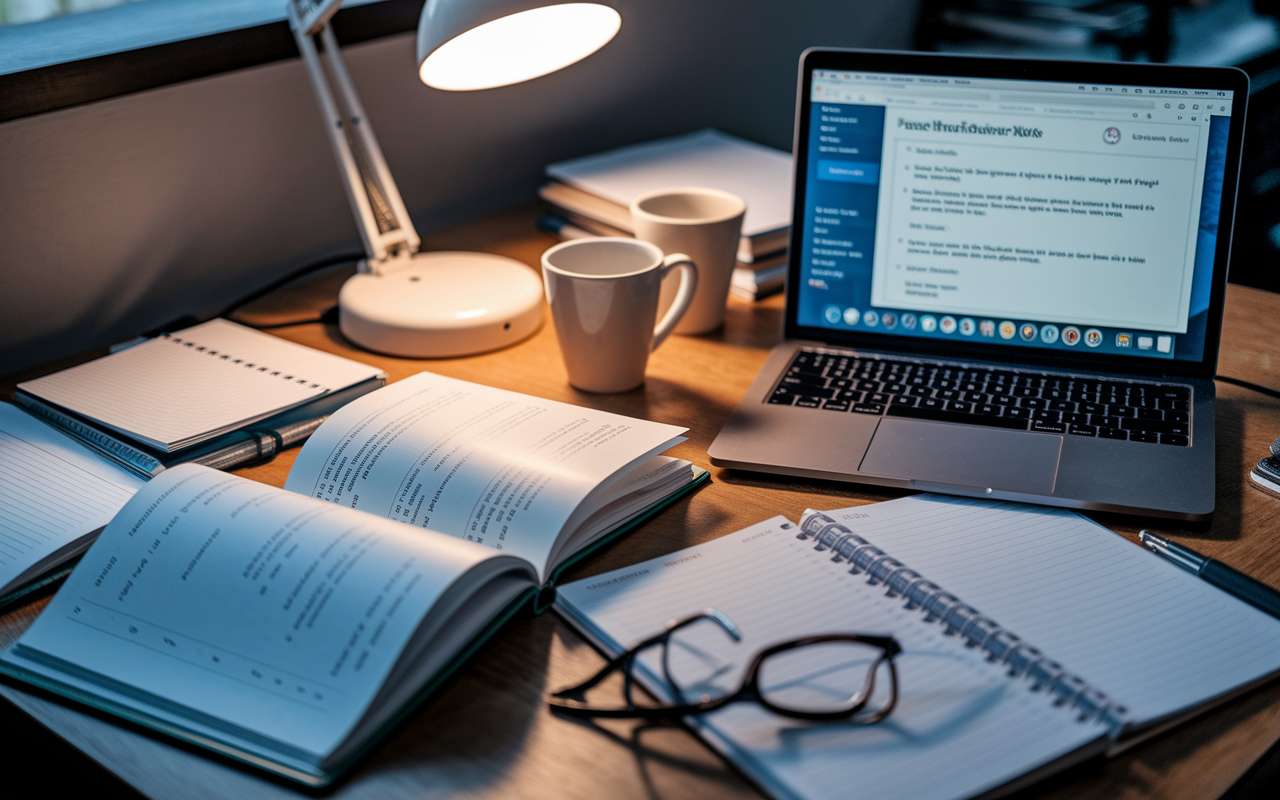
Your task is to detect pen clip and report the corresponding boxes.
[1140,530,1205,573]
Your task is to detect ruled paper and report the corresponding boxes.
[557,515,1108,800]
[0,403,144,593]
[17,319,383,451]
[821,495,1280,727]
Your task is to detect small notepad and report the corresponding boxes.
[17,319,384,452]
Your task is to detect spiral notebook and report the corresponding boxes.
[555,495,1280,800]
[16,318,384,454]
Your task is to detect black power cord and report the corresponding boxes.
[217,252,362,330]
[135,252,364,337]
[242,305,341,329]
[1216,374,1280,401]
[221,252,364,317]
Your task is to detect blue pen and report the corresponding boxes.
[1140,531,1280,619]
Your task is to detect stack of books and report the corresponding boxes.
[538,129,793,300]
[916,0,1155,60]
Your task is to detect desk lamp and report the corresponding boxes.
[287,0,622,357]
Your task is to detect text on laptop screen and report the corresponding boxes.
[797,70,1235,362]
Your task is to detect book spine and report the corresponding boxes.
[536,214,596,241]
[797,511,1130,732]
[13,393,165,478]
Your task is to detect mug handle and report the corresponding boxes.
[652,254,698,351]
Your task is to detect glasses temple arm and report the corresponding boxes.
[550,650,636,698]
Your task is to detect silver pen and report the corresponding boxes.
[188,415,329,471]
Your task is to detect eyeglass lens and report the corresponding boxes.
[658,616,742,704]
[655,622,894,717]
[756,641,892,716]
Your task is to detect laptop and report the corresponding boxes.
[708,49,1249,521]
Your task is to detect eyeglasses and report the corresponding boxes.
[549,608,901,722]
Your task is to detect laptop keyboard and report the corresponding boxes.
[769,349,1191,446]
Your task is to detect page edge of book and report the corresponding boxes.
[0,657,330,786]
[1106,666,1280,756]
[319,584,542,781]
[542,467,710,596]
[0,584,544,788]
[0,562,78,612]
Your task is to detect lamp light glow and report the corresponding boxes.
[288,0,620,357]
[420,3,621,91]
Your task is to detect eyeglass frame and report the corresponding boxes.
[549,608,902,722]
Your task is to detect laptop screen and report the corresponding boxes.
[792,65,1238,365]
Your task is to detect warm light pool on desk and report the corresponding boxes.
[287,0,622,358]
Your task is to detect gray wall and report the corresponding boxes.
[0,0,919,373]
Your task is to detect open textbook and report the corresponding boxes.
[556,496,1280,800]
[0,372,705,784]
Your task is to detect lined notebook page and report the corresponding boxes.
[557,517,1107,800]
[822,495,1280,727]
[18,319,382,451]
[0,404,145,593]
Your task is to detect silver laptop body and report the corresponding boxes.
[709,50,1249,521]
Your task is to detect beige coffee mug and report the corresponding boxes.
[542,238,698,393]
[631,186,746,334]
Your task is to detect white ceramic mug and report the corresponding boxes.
[631,186,746,334]
[542,238,698,393]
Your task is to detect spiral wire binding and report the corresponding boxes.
[797,511,1131,733]
[164,333,328,391]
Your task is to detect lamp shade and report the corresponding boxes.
[417,0,620,91]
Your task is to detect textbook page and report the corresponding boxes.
[7,465,535,762]
[0,403,145,595]
[285,373,688,581]
[556,517,1106,800]
[17,319,384,451]
[821,495,1280,729]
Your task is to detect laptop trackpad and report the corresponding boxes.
[859,419,1061,495]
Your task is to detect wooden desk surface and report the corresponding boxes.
[5,206,1280,800]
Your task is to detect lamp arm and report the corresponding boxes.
[316,23,421,259]
[288,0,420,275]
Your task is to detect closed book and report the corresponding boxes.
[730,253,788,300]
[543,129,793,262]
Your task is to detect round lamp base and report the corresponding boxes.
[338,251,543,358]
